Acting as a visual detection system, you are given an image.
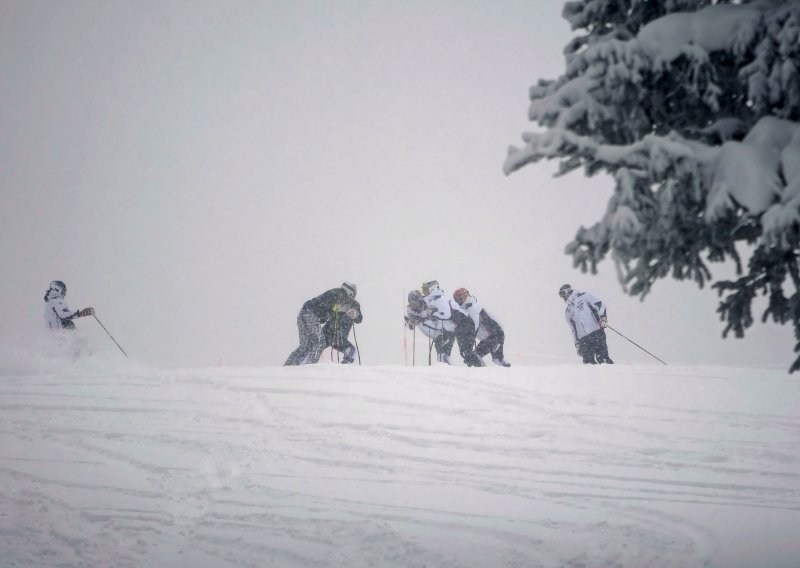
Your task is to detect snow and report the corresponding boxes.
[1,354,799,567]
[708,117,800,227]
[637,5,762,65]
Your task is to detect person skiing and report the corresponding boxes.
[422,280,483,367]
[559,283,613,364]
[285,282,362,366]
[321,295,362,364]
[419,280,457,364]
[405,289,454,364]
[452,288,510,367]
[43,280,94,330]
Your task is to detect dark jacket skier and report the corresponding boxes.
[321,298,361,364]
[285,282,362,366]
[44,280,94,330]
[560,283,613,364]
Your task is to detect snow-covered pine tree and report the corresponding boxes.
[506,0,800,370]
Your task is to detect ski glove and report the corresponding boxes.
[78,307,94,317]
[599,316,608,328]
[346,308,359,320]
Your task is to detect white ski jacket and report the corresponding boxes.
[457,294,488,339]
[44,290,80,330]
[422,286,464,333]
[405,304,444,339]
[564,290,607,343]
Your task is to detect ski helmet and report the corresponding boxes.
[342,281,357,299]
[421,280,439,295]
[453,288,470,305]
[408,290,425,311]
[558,283,573,300]
[49,280,67,296]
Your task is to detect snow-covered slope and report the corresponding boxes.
[1,362,798,567]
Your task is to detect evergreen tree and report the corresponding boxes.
[506,0,800,370]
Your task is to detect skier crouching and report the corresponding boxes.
[321,303,360,364]
[452,288,510,367]
[405,289,455,364]
[285,282,362,366]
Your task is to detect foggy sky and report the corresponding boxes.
[1,0,793,369]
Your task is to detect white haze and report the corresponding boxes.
[0,0,794,368]
[1,355,798,567]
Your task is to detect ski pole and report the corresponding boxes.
[606,324,666,365]
[92,314,128,358]
[351,323,361,366]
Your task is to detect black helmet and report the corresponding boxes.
[49,280,67,296]
[558,283,573,300]
[408,290,425,310]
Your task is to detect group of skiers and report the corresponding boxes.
[404,280,510,367]
[281,280,613,367]
[45,278,614,366]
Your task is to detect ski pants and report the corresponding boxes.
[455,319,483,367]
[577,328,613,364]
[284,308,325,366]
[323,316,355,359]
[475,315,505,361]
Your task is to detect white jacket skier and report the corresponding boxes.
[44,281,94,330]
[452,288,510,367]
[563,288,606,342]
[560,284,613,364]
[418,280,463,364]
[421,281,458,333]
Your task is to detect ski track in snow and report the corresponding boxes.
[0,363,798,567]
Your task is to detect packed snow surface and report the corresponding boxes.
[1,359,799,567]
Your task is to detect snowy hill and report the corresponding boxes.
[1,362,798,567]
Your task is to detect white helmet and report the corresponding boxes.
[342,281,357,299]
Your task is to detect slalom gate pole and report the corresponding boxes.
[412,327,416,366]
[352,323,361,366]
[92,314,129,358]
[402,289,408,366]
[606,324,666,365]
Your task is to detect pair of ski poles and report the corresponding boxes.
[407,325,437,367]
[328,317,362,365]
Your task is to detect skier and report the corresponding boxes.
[44,280,94,330]
[405,289,454,364]
[422,280,483,367]
[452,288,510,367]
[321,295,362,364]
[559,283,613,364]
[285,282,362,366]
[419,280,457,364]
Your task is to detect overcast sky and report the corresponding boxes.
[0,0,793,369]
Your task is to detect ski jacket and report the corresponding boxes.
[458,295,502,340]
[405,304,445,338]
[302,288,363,325]
[422,286,464,333]
[43,289,80,330]
[564,290,607,343]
